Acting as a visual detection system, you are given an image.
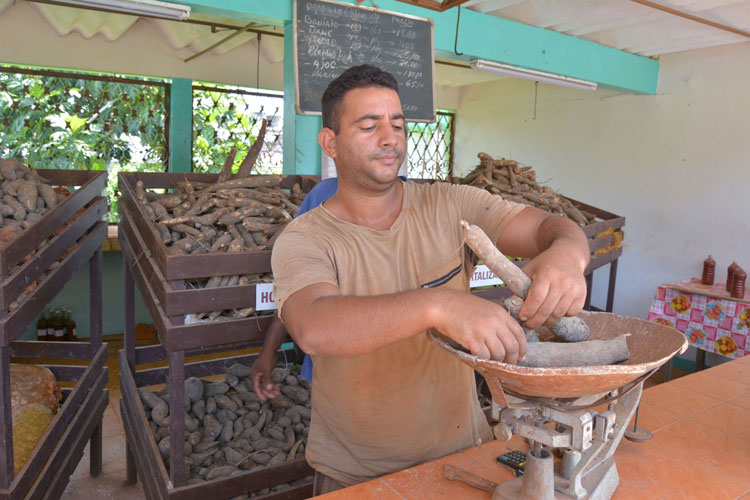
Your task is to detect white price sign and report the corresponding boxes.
[256,283,276,311]
[470,265,504,288]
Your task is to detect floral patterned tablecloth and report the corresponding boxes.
[648,278,750,359]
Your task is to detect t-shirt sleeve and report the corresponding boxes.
[452,184,527,245]
[271,225,339,318]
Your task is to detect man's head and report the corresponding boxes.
[318,66,406,192]
[321,65,399,134]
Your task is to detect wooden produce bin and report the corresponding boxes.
[0,169,108,499]
[118,172,314,500]
[472,197,625,312]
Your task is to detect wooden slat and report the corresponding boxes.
[0,170,106,276]
[42,365,88,382]
[118,174,171,281]
[9,341,96,360]
[0,197,107,310]
[26,371,107,500]
[564,196,621,220]
[584,247,623,275]
[120,207,264,315]
[0,222,107,345]
[581,217,626,238]
[168,350,186,488]
[134,352,260,387]
[121,229,274,351]
[118,351,170,498]
[119,400,164,500]
[588,233,618,253]
[0,347,12,490]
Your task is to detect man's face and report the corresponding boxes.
[328,86,406,190]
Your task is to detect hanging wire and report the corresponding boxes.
[454,5,463,56]
[256,33,261,89]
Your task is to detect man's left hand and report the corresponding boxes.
[517,246,588,330]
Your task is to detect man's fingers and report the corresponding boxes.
[519,278,550,323]
[470,342,491,361]
[507,318,527,362]
[485,335,509,364]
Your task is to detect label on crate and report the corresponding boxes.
[37,329,47,339]
[54,328,65,338]
[470,265,504,288]
[255,267,503,312]
[256,283,276,311]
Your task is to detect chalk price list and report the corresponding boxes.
[298,0,432,118]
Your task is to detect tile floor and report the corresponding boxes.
[59,361,717,499]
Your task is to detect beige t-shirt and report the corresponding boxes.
[271,181,525,486]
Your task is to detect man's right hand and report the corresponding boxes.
[430,289,527,364]
[250,353,282,401]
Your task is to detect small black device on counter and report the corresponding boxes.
[497,450,526,476]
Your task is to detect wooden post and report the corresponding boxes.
[0,345,13,488]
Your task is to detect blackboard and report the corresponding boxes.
[294,0,435,122]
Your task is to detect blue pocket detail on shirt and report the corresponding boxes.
[420,264,462,288]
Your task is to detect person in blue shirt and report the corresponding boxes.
[250,177,338,399]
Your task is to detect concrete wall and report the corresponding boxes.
[453,42,750,366]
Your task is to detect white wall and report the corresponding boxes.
[453,42,750,342]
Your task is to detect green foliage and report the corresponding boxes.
[0,68,167,221]
[192,88,283,175]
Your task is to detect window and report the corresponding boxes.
[407,110,454,180]
[0,66,168,222]
[192,85,284,176]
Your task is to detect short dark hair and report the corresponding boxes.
[321,65,399,133]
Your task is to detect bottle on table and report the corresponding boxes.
[731,268,746,299]
[36,312,49,341]
[63,308,77,341]
[701,255,716,285]
[51,308,66,341]
[726,262,740,292]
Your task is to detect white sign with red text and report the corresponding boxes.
[256,266,503,311]
[256,283,276,311]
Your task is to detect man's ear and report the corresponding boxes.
[318,128,337,159]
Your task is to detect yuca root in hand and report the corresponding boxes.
[461,220,590,342]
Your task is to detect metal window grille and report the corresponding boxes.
[0,66,169,221]
[407,110,455,180]
[192,85,284,175]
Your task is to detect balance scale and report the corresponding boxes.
[429,311,687,500]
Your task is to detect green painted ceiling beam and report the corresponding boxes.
[180,0,658,94]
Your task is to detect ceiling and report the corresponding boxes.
[462,0,750,57]
[1,0,748,88]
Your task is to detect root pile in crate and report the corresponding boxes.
[132,120,309,254]
[141,362,312,496]
[0,158,71,241]
[451,153,596,226]
[185,273,273,323]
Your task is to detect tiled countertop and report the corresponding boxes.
[319,355,750,500]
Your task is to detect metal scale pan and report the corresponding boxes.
[429,311,688,401]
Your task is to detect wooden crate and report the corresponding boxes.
[118,172,315,498]
[0,169,108,497]
[0,344,108,500]
[118,347,313,500]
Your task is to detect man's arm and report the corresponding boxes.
[281,283,526,363]
[495,206,590,330]
[250,318,287,401]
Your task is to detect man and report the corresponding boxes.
[272,65,590,494]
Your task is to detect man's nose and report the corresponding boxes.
[377,124,399,146]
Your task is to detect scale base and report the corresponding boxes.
[494,457,619,500]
